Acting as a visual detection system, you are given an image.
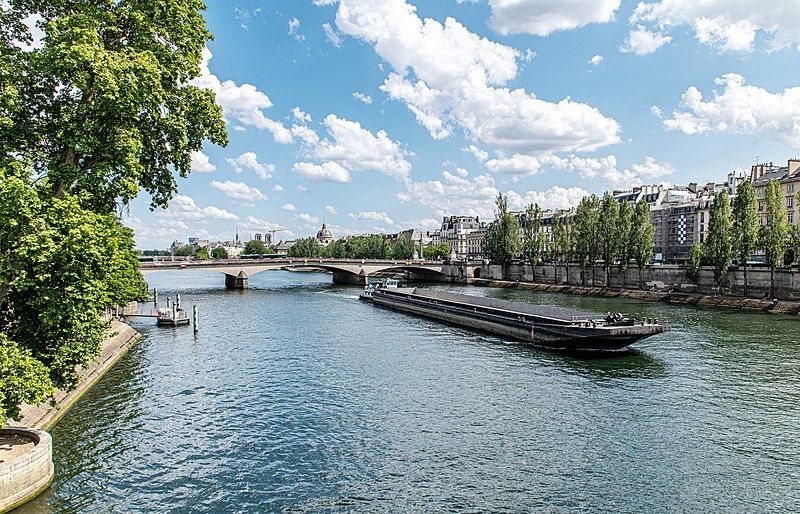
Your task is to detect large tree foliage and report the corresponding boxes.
[288,237,321,258]
[552,211,573,284]
[686,242,703,282]
[760,179,788,298]
[521,203,543,280]
[1,164,147,399]
[1,0,225,424]
[573,195,600,285]
[424,243,451,260]
[617,200,634,287]
[705,190,733,292]
[244,239,269,255]
[631,200,655,289]
[599,193,621,287]
[484,192,521,268]
[3,0,227,210]
[732,181,758,296]
[0,334,53,422]
[210,246,228,259]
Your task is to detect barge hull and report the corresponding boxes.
[365,288,667,353]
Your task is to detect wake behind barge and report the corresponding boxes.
[361,287,669,353]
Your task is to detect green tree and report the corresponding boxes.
[573,195,601,286]
[599,193,621,287]
[244,239,268,256]
[174,245,194,257]
[522,203,543,282]
[483,192,521,277]
[3,0,227,209]
[0,334,54,425]
[705,190,733,293]
[617,200,634,288]
[0,0,225,421]
[631,200,655,289]
[392,234,416,260]
[789,225,800,268]
[760,179,788,298]
[425,243,451,260]
[686,242,703,282]
[211,247,228,260]
[1,165,147,395]
[326,240,347,259]
[194,247,210,260]
[552,211,573,284]
[732,181,759,296]
[288,237,320,258]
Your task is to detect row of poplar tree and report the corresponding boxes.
[1,2,227,424]
[484,192,656,288]
[686,180,800,298]
[486,180,800,298]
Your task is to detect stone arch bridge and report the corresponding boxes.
[140,258,479,289]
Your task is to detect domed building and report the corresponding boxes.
[316,223,333,246]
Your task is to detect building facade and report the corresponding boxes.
[430,216,487,260]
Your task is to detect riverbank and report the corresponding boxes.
[10,321,141,430]
[468,278,800,315]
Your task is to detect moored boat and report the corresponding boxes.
[156,307,190,327]
[360,287,669,353]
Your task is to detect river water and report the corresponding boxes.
[17,271,800,513]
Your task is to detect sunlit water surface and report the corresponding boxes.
[17,271,800,512]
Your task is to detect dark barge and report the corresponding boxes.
[360,287,669,353]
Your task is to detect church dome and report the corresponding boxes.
[316,223,333,239]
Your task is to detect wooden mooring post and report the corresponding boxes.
[193,305,199,333]
[176,294,181,309]
[153,288,158,306]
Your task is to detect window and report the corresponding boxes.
[758,201,764,211]
[789,196,794,209]
[790,212,794,224]
[789,184,795,194]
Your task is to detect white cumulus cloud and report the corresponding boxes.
[226,152,275,179]
[210,180,268,201]
[192,48,293,144]
[349,211,395,225]
[486,0,621,36]
[620,25,672,55]
[191,151,216,173]
[662,73,800,148]
[292,161,351,183]
[630,0,800,53]
[281,203,297,211]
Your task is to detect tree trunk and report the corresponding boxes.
[743,263,749,297]
[553,262,558,284]
[622,268,627,289]
[581,267,586,286]
[770,267,775,299]
[639,266,643,290]
[592,265,596,286]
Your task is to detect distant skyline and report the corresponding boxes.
[124,0,800,248]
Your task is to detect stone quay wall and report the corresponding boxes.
[475,263,800,301]
[0,428,54,513]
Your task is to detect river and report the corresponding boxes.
[16,270,800,512]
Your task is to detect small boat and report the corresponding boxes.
[360,287,669,353]
[156,307,190,327]
[360,278,399,300]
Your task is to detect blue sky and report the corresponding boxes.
[127,0,800,248]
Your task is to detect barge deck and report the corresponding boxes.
[361,287,669,353]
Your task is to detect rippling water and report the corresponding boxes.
[17,271,800,513]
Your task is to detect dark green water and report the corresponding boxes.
[16,271,800,513]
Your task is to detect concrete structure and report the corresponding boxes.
[0,428,54,513]
[140,258,480,288]
[477,262,800,301]
[11,322,141,429]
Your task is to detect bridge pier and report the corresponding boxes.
[225,272,249,290]
[332,271,368,286]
